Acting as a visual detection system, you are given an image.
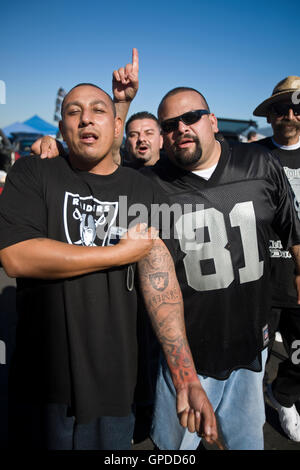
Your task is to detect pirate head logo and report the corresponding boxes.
[63,192,119,246]
[149,272,169,291]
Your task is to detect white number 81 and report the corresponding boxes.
[175,201,264,291]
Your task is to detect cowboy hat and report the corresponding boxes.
[253,76,300,117]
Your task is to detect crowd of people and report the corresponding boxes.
[0,49,299,450]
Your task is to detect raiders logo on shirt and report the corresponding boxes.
[63,192,119,246]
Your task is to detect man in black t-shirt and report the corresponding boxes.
[148,86,300,450]
[253,76,300,442]
[0,82,218,449]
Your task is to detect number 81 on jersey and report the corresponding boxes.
[175,201,264,292]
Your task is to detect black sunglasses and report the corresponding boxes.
[160,109,210,133]
[271,103,300,117]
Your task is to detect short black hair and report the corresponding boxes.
[157,87,210,120]
[247,131,257,140]
[125,111,160,135]
[61,83,116,117]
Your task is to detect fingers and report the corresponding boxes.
[123,223,158,240]
[177,388,218,444]
[40,140,51,159]
[113,48,139,85]
[198,404,218,444]
[30,138,43,156]
[132,47,139,73]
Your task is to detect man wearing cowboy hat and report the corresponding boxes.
[254,76,300,442]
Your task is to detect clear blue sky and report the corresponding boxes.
[0,0,299,130]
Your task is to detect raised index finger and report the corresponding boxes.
[132,48,139,73]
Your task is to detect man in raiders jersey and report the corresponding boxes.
[148,86,300,450]
[253,76,300,442]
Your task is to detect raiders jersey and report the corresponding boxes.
[143,140,300,378]
[257,137,300,309]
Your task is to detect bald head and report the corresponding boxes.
[61,83,116,118]
[157,87,210,120]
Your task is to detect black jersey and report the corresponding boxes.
[257,137,300,308]
[144,139,300,378]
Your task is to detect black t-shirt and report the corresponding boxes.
[143,140,300,378]
[0,155,170,423]
[257,137,300,309]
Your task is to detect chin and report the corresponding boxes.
[174,152,201,169]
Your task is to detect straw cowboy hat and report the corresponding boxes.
[253,76,300,117]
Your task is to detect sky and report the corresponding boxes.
[0,0,299,132]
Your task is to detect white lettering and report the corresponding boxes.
[0,340,6,365]
[0,80,6,104]
[291,340,300,365]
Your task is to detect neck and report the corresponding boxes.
[69,152,118,175]
[193,139,221,171]
[144,154,160,167]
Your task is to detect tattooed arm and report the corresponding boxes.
[138,238,218,442]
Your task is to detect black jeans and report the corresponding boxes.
[269,307,300,408]
[9,402,135,450]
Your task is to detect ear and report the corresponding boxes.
[209,113,219,133]
[59,121,66,141]
[114,117,122,139]
[266,115,271,124]
[159,134,163,149]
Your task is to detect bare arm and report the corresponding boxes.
[112,48,139,164]
[290,244,300,304]
[0,224,156,279]
[138,238,218,442]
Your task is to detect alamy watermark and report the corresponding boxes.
[0,340,6,365]
[0,80,6,104]
[291,79,300,105]
[115,198,205,242]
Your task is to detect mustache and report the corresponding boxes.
[174,134,199,146]
[274,120,300,132]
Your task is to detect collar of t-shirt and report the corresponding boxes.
[192,163,218,180]
[271,136,300,150]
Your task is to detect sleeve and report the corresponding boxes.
[269,154,300,249]
[0,157,48,250]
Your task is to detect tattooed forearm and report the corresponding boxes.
[138,238,199,389]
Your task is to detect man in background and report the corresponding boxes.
[253,76,300,442]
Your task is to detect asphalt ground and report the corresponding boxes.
[0,268,299,451]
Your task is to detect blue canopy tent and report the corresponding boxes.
[23,115,58,136]
[2,121,42,138]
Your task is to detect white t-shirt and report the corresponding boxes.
[192,163,218,180]
[271,136,300,151]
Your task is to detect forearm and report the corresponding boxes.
[112,100,131,164]
[0,238,127,279]
[290,244,300,273]
[138,239,199,391]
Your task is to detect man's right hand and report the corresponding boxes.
[30,136,62,159]
[118,223,158,264]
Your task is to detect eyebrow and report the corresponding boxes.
[64,99,109,110]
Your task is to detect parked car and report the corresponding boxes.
[10,132,43,158]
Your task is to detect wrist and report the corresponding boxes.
[113,98,132,104]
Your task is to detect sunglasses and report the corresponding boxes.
[271,103,300,117]
[160,109,210,133]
